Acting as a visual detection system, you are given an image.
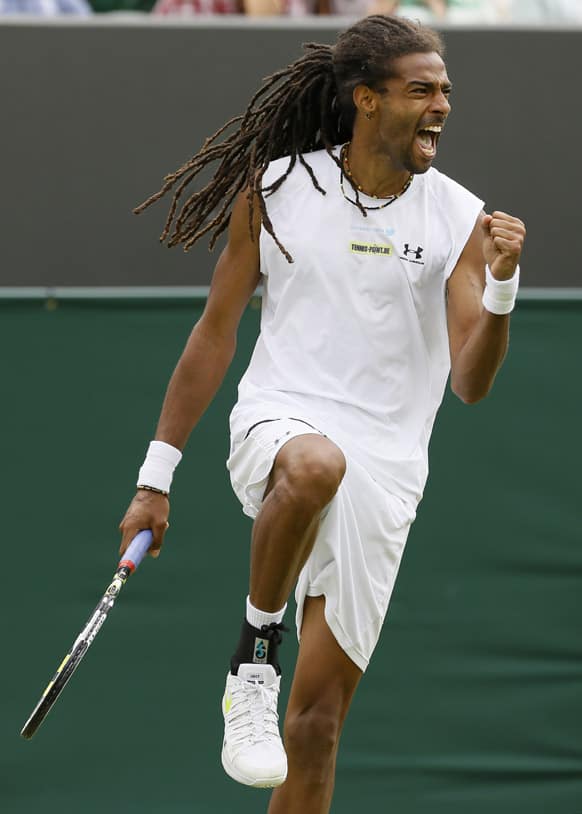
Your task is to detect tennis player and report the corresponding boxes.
[119,15,525,813]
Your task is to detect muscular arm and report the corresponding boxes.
[119,190,261,555]
[447,210,525,404]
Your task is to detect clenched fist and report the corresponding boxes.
[482,211,526,281]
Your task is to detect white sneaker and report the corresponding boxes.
[221,663,287,788]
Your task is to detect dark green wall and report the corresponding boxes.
[3,299,581,813]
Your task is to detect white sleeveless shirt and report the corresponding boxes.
[230,147,483,513]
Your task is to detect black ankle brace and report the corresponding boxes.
[230,619,288,676]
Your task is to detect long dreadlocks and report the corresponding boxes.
[135,15,443,263]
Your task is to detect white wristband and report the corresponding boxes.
[137,440,182,494]
[482,264,520,315]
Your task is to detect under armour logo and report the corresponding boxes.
[403,244,423,260]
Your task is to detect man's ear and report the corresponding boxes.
[352,84,378,119]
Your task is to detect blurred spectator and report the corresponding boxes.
[0,0,91,11]
[91,0,154,12]
[510,0,582,22]
[244,0,303,12]
[314,0,398,15]
[243,0,411,14]
[243,0,506,19]
[146,0,582,21]
[400,0,447,17]
[153,0,240,12]
[396,0,582,24]
[395,0,506,23]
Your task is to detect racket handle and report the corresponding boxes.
[119,529,154,573]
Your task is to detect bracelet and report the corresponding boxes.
[137,484,169,497]
[482,264,520,315]
[137,440,182,494]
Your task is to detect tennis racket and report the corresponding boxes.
[20,529,154,740]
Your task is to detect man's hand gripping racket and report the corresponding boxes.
[20,529,153,740]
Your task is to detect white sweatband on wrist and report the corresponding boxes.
[482,264,520,315]
[137,440,182,494]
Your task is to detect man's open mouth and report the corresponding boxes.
[415,124,443,158]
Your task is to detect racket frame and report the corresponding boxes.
[20,530,152,740]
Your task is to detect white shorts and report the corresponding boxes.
[227,416,412,672]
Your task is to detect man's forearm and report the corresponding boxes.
[154,322,237,450]
[450,310,510,404]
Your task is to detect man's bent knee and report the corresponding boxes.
[273,436,346,512]
[284,706,340,770]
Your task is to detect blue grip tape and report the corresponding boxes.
[120,529,153,571]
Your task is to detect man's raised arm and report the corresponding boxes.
[447,210,525,404]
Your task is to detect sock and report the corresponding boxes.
[230,598,288,676]
[246,596,287,629]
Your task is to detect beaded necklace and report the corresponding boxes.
[340,143,413,211]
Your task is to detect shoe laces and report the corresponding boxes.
[226,678,280,751]
[259,621,288,646]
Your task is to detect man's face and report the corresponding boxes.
[371,51,452,174]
